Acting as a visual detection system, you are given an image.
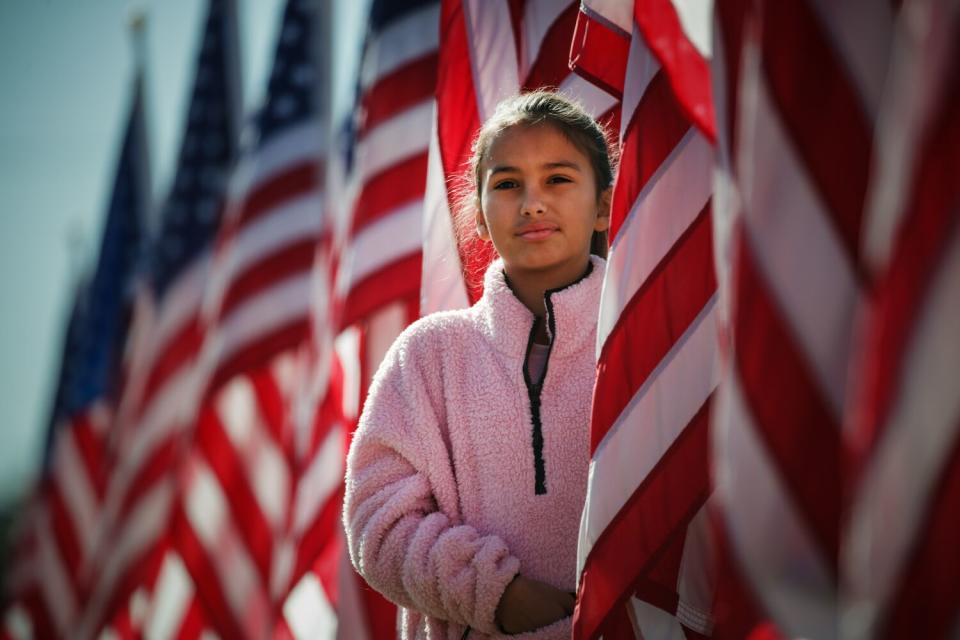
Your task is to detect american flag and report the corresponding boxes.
[166,0,337,636]
[843,1,960,637]
[331,2,441,636]
[422,0,618,314]
[3,47,149,639]
[76,0,243,634]
[570,1,718,637]
[710,0,895,637]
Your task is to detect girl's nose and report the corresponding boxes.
[521,188,546,216]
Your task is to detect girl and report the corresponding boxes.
[343,90,613,639]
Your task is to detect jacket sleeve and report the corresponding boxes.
[343,332,520,634]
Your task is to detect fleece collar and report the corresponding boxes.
[475,255,606,361]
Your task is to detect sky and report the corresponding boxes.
[0,0,369,507]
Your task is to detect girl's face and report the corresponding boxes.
[477,123,610,283]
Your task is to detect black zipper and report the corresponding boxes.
[519,261,593,496]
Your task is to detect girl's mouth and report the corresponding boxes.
[516,224,558,240]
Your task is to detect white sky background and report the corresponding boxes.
[0,0,370,507]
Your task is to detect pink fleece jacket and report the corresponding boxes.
[344,256,604,640]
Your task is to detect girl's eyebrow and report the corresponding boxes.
[488,160,582,176]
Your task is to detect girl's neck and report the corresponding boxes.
[503,256,591,322]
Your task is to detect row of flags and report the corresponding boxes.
[4,0,959,638]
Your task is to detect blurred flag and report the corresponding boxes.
[77,0,243,635]
[570,1,719,638]
[843,1,960,637]
[710,0,894,637]
[2,32,150,638]
[421,0,618,314]
[164,0,336,637]
[332,1,441,637]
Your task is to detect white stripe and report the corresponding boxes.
[283,572,338,640]
[862,0,949,272]
[421,105,470,315]
[4,603,33,640]
[53,426,99,560]
[669,0,714,58]
[620,27,660,142]
[597,129,713,357]
[844,224,960,640]
[353,100,431,183]
[151,255,210,358]
[227,121,325,204]
[360,3,441,90]
[338,201,423,292]
[714,367,836,639]
[737,51,861,418]
[224,192,323,282]
[464,0,520,121]
[215,376,292,529]
[557,73,619,119]
[212,272,312,371]
[519,0,570,78]
[185,457,272,633]
[581,0,633,34]
[807,0,893,119]
[145,551,194,640]
[578,298,719,575]
[293,424,344,534]
[628,597,686,639]
[676,502,715,634]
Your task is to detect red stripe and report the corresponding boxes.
[734,232,841,573]
[293,485,344,584]
[207,318,310,395]
[339,252,422,329]
[437,0,490,301]
[591,203,715,453]
[575,400,711,640]
[881,415,960,638]
[634,0,716,141]
[72,417,108,499]
[173,504,248,640]
[569,7,630,99]
[218,238,317,319]
[351,153,428,235]
[176,594,209,640]
[117,435,178,523]
[759,0,871,274]
[855,52,960,452]
[609,70,691,242]
[45,484,82,589]
[307,356,343,459]
[522,3,579,90]
[20,589,57,640]
[359,55,438,139]
[248,365,289,449]
[138,316,203,418]
[195,410,276,584]
[232,162,321,232]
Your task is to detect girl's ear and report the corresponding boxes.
[594,187,612,232]
[476,210,491,241]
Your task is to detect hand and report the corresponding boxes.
[495,575,575,634]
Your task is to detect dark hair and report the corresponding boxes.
[452,89,617,259]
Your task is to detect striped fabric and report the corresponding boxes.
[167,0,337,636]
[710,0,894,637]
[76,1,243,635]
[570,1,718,638]
[332,3,441,637]
[335,0,440,331]
[421,0,618,315]
[844,1,960,638]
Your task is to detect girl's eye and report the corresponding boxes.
[493,179,518,190]
[548,175,572,184]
